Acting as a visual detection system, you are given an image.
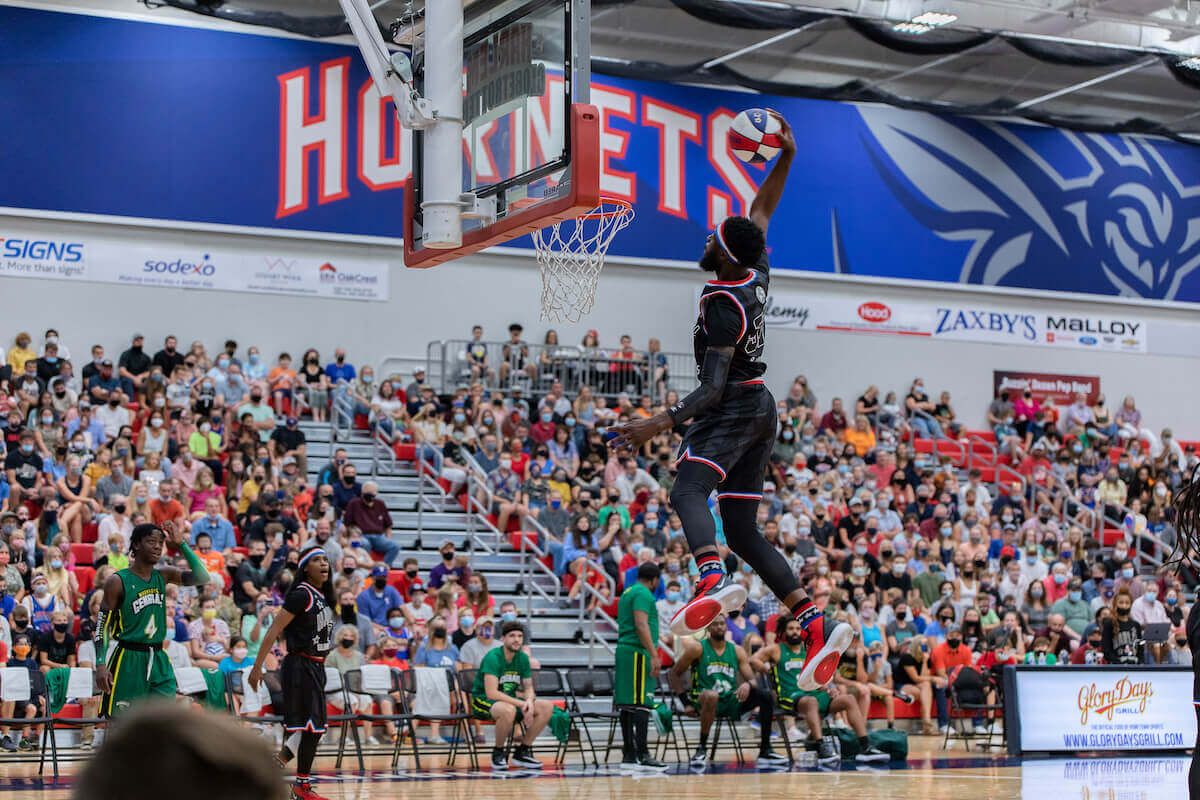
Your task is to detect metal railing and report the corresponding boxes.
[329,378,355,458]
[457,449,562,598]
[414,445,450,530]
[425,339,698,405]
[369,427,396,477]
[1099,498,1171,572]
[573,558,619,667]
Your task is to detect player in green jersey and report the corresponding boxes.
[751,617,888,764]
[671,615,787,769]
[613,561,668,772]
[95,522,210,717]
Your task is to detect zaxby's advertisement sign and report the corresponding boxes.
[1006,667,1196,754]
[5,6,1200,304]
[762,288,1148,354]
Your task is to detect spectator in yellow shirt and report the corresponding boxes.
[188,415,224,482]
[843,415,878,457]
[6,332,35,374]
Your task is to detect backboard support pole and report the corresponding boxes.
[573,0,590,103]
[421,1,465,249]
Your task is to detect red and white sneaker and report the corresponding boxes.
[669,572,747,636]
[292,782,331,800]
[797,617,854,691]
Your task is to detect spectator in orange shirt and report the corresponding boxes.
[149,478,187,530]
[371,635,411,670]
[267,352,298,415]
[843,416,877,457]
[192,532,229,587]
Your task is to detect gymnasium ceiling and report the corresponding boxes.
[119,0,1200,137]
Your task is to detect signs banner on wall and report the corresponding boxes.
[0,228,390,302]
[5,7,1200,303]
[993,370,1101,405]
[764,286,1149,354]
[1007,668,1195,753]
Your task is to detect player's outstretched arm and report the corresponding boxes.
[748,111,796,236]
[607,345,733,452]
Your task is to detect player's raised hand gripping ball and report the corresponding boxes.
[729,108,784,164]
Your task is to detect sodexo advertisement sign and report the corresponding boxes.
[0,230,389,301]
[5,7,1200,303]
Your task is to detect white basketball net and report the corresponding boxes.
[532,199,635,323]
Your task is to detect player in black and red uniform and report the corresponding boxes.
[248,548,335,800]
[1168,478,1200,799]
[610,112,851,692]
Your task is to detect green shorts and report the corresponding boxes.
[103,646,176,718]
[470,694,525,723]
[613,645,657,707]
[779,688,830,718]
[688,690,742,719]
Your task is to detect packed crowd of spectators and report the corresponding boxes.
[0,323,1193,747]
[0,328,541,751]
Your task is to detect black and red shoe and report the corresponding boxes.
[669,572,747,636]
[292,781,331,800]
[796,617,854,691]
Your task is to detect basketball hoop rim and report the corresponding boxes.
[578,197,634,221]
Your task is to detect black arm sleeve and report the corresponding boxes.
[667,346,733,425]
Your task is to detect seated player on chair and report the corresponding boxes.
[670,614,788,769]
[750,617,888,764]
[469,621,553,771]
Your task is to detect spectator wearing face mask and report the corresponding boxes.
[402,584,433,627]
[459,619,500,668]
[5,430,45,511]
[1018,544,1048,582]
[614,457,659,506]
[1042,561,1071,605]
[1069,625,1107,664]
[876,552,912,595]
[332,590,373,652]
[236,386,275,443]
[191,497,237,553]
[459,574,496,624]
[1102,589,1143,665]
[1051,578,1091,639]
[37,609,76,672]
[93,458,133,509]
[357,565,404,628]
[1113,559,1145,599]
[341,482,398,566]
[1131,581,1169,627]
[218,636,253,675]
[428,541,470,589]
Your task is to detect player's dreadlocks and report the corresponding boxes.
[1166,462,1200,572]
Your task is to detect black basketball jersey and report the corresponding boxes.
[282,581,334,657]
[694,253,769,384]
[1188,601,1200,703]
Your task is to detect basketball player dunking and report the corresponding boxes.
[610,111,852,691]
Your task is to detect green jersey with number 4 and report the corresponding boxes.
[109,568,167,645]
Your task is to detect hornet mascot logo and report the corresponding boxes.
[858,106,1200,301]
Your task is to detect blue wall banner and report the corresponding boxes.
[4,6,1200,301]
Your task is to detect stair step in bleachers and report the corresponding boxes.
[296,421,613,670]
